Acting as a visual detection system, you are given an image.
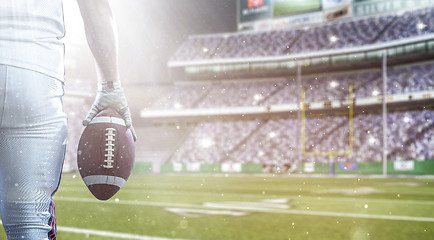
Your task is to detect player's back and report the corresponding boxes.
[0,0,65,80]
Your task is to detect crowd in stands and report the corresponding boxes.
[170,7,433,62]
[290,15,395,53]
[149,59,433,165]
[214,29,303,58]
[151,83,212,109]
[170,110,433,165]
[378,7,434,42]
[388,63,434,94]
[171,36,223,61]
[147,62,433,110]
[171,120,259,163]
[229,118,299,165]
[196,80,284,108]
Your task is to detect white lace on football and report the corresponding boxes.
[103,127,116,169]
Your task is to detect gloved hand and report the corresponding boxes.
[83,81,137,141]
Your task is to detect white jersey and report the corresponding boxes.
[0,0,65,80]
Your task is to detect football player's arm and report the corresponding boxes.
[77,0,119,83]
[77,0,136,140]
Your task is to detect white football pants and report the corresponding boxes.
[0,64,67,240]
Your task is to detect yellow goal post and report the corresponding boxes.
[301,85,354,164]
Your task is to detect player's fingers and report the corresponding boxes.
[117,107,136,141]
[129,125,137,142]
[82,104,102,126]
[117,106,132,128]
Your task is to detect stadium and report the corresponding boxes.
[1,0,433,239]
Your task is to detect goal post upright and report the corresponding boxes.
[349,84,354,155]
[301,85,354,175]
[301,87,306,156]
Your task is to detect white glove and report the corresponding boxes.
[83,81,137,141]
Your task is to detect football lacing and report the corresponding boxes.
[103,128,116,169]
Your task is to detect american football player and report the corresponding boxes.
[0,0,136,239]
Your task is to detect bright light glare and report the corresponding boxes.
[254,93,263,101]
[173,102,183,109]
[330,35,338,43]
[372,90,380,96]
[330,81,339,88]
[268,131,277,138]
[200,138,214,148]
[417,22,427,30]
[369,137,377,145]
[403,116,411,123]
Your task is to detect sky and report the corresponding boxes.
[65,0,237,85]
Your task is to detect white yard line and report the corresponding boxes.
[297,196,434,205]
[57,187,434,205]
[54,196,434,222]
[0,220,187,240]
[57,226,187,240]
[246,207,434,222]
[55,196,199,208]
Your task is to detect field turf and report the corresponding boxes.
[1,173,434,239]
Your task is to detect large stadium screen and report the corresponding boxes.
[238,0,273,23]
[273,0,322,17]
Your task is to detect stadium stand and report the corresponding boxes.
[214,29,303,58]
[196,80,284,108]
[378,7,434,42]
[170,7,433,62]
[150,62,433,109]
[168,109,433,165]
[171,35,224,61]
[290,15,395,53]
[229,118,299,165]
[149,83,213,109]
[138,6,434,173]
[171,120,259,164]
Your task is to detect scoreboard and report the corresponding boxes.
[238,0,348,31]
[237,0,431,31]
[273,0,322,17]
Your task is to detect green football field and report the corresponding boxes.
[1,173,434,239]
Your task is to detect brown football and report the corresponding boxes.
[77,108,135,200]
